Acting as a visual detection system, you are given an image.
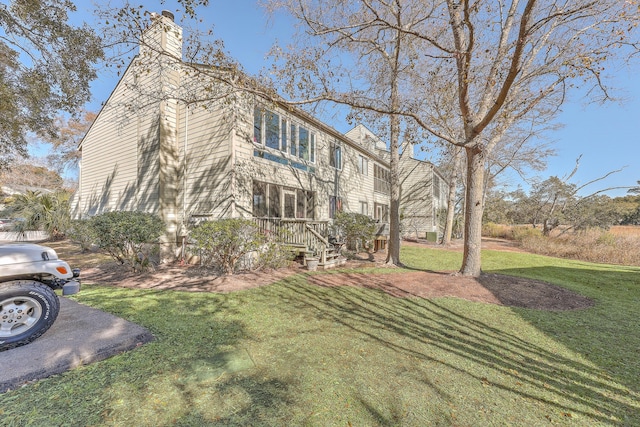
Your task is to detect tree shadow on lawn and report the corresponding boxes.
[265,271,640,425]
[66,289,295,422]
[492,266,640,398]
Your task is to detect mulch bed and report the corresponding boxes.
[81,239,594,311]
[308,270,594,311]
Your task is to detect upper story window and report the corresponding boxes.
[253,107,263,145]
[433,174,441,199]
[299,127,310,161]
[330,141,342,170]
[358,155,368,175]
[265,110,280,150]
[254,106,316,171]
[374,164,390,195]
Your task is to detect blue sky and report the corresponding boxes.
[75,0,639,197]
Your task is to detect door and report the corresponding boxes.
[283,190,296,218]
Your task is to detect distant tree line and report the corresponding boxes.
[484,177,640,235]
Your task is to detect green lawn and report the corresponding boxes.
[1,247,639,426]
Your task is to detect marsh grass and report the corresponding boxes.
[482,224,640,266]
[0,246,639,426]
[520,229,640,266]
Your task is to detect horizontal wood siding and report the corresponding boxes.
[236,101,390,221]
[179,100,234,223]
[78,65,161,217]
[400,156,435,238]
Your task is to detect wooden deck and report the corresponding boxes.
[253,218,345,269]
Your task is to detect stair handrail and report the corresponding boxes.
[305,223,329,264]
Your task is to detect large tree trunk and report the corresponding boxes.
[386,113,401,266]
[386,39,402,266]
[460,145,486,277]
[442,146,463,245]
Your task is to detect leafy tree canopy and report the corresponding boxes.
[0,0,103,167]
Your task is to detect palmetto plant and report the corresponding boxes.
[8,190,71,240]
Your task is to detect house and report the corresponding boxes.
[74,11,447,265]
[399,152,449,241]
[345,125,449,241]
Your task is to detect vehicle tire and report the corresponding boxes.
[0,281,60,351]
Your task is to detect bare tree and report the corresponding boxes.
[440,145,463,245]
[41,111,97,174]
[258,0,440,265]
[264,0,640,276]
[264,3,428,265]
[0,159,64,191]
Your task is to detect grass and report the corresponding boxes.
[1,245,639,426]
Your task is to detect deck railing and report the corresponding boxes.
[253,218,331,263]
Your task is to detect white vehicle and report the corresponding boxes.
[0,243,80,351]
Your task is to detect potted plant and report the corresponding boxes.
[305,251,319,271]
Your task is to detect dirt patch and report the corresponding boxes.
[477,273,594,311]
[80,239,593,311]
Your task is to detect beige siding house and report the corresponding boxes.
[75,11,446,263]
[399,153,449,240]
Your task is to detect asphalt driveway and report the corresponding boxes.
[0,297,154,393]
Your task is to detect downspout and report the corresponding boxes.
[230,115,237,217]
[181,103,189,263]
[183,103,189,226]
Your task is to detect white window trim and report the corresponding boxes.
[330,141,343,170]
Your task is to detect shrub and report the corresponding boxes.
[511,225,543,241]
[254,228,295,271]
[7,190,70,240]
[189,218,268,275]
[90,211,165,271]
[332,212,377,253]
[66,219,97,252]
[482,222,511,239]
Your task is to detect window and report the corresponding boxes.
[281,119,288,153]
[330,141,342,169]
[360,201,368,216]
[358,155,368,175]
[289,123,296,156]
[433,174,440,199]
[253,107,263,144]
[329,196,342,219]
[268,183,280,218]
[374,203,389,222]
[252,180,315,219]
[374,164,390,194]
[253,106,316,168]
[265,111,280,149]
[299,126,309,161]
[253,181,267,217]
